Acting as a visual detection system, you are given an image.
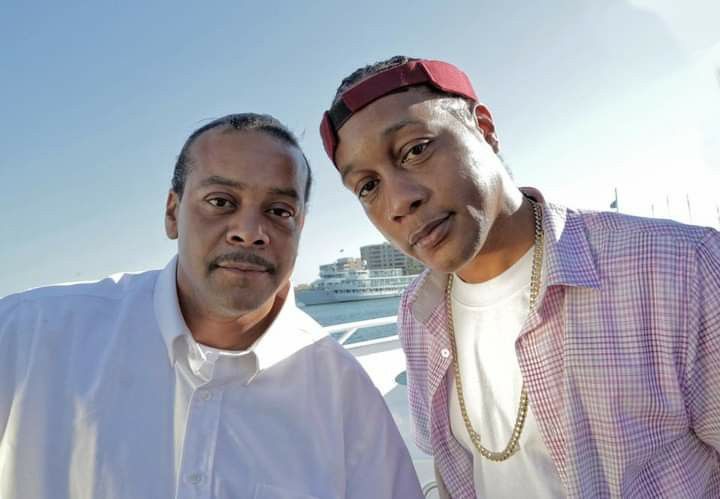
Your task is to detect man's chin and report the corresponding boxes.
[208,282,274,309]
[215,296,272,316]
[412,241,467,275]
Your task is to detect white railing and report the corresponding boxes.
[422,482,439,497]
[323,315,398,345]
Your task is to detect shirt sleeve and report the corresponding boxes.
[685,228,720,452]
[343,364,424,499]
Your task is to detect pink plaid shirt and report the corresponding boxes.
[398,195,720,498]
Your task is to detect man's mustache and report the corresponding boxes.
[209,251,277,274]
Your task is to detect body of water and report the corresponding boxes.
[300,296,401,344]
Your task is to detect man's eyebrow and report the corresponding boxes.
[381,119,424,138]
[200,176,299,200]
[198,175,246,190]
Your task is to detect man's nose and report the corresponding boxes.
[386,173,428,223]
[226,211,270,247]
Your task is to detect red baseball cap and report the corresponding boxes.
[320,59,498,166]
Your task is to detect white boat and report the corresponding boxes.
[325,317,439,498]
[296,266,419,306]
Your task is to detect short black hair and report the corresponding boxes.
[172,113,312,203]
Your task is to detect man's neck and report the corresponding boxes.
[178,285,286,351]
[456,194,536,284]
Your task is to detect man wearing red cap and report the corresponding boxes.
[321,56,720,497]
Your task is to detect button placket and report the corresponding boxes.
[176,386,224,499]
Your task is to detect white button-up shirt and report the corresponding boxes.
[0,257,422,499]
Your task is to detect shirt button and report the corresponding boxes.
[199,390,213,401]
[187,472,205,484]
[440,348,450,358]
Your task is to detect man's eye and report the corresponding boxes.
[358,179,379,199]
[208,198,233,208]
[401,141,430,163]
[268,207,292,218]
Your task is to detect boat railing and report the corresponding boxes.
[323,315,398,346]
[323,315,439,498]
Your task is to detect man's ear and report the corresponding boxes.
[165,190,179,240]
[474,103,500,154]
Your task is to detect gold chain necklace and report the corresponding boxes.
[446,200,544,462]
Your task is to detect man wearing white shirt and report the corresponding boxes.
[0,113,422,499]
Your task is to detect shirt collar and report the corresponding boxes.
[250,284,325,372]
[153,256,326,375]
[538,194,601,290]
[154,255,190,365]
[409,187,601,323]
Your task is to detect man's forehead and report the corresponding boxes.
[192,128,292,160]
[337,89,445,155]
[191,129,301,171]
[189,131,304,184]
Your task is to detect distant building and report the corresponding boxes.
[319,257,363,276]
[360,242,424,275]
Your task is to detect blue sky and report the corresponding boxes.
[1,0,719,296]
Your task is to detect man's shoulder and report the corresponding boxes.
[574,208,708,237]
[305,333,363,372]
[283,305,351,364]
[0,269,161,320]
[563,205,715,251]
[292,315,377,388]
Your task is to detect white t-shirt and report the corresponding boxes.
[449,248,564,498]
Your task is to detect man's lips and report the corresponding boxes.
[217,262,268,272]
[210,252,276,274]
[409,213,453,249]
